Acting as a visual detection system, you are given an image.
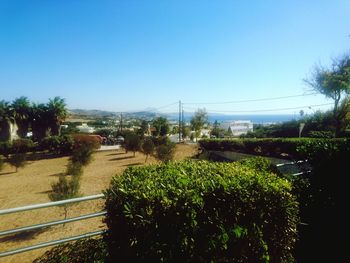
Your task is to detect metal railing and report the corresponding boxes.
[0,194,106,258]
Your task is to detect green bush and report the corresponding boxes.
[40,135,74,154]
[11,138,35,153]
[155,141,176,163]
[33,237,107,263]
[7,152,27,172]
[0,141,11,157]
[199,138,347,160]
[104,160,299,262]
[0,139,34,156]
[295,138,350,262]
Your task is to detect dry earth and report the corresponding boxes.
[0,143,198,263]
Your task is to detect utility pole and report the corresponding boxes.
[179,100,182,142]
[182,107,185,141]
[120,112,123,132]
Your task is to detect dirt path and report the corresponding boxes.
[0,143,198,263]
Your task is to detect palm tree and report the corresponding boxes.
[0,100,14,141]
[30,103,50,141]
[47,97,68,136]
[12,96,31,138]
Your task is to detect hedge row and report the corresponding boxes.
[103,160,299,262]
[199,138,349,160]
[0,134,101,156]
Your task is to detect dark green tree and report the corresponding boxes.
[152,117,170,136]
[30,103,50,141]
[124,132,141,157]
[7,152,26,172]
[142,137,155,162]
[155,141,176,163]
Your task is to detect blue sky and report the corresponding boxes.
[0,0,349,114]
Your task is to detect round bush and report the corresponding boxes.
[104,160,299,262]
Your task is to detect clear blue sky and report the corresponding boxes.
[0,0,349,114]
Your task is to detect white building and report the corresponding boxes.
[225,120,253,137]
[76,123,95,133]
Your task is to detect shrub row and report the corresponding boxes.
[103,160,299,262]
[0,134,101,156]
[199,138,349,160]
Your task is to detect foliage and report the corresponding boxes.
[104,160,299,262]
[11,138,35,153]
[47,96,68,136]
[11,96,31,138]
[7,152,27,172]
[155,141,176,162]
[33,237,107,263]
[71,144,95,166]
[40,135,74,154]
[0,141,11,158]
[72,134,101,150]
[199,138,305,159]
[124,132,141,156]
[151,117,170,136]
[49,175,81,219]
[142,137,155,162]
[66,161,83,177]
[305,54,350,136]
[295,138,350,262]
[190,108,208,139]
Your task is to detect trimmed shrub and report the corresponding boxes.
[7,152,26,172]
[155,141,176,162]
[11,138,34,153]
[0,141,11,157]
[142,137,155,162]
[104,160,299,262]
[199,138,347,160]
[295,138,350,262]
[40,135,74,154]
[124,133,141,156]
[33,237,107,263]
[72,134,101,150]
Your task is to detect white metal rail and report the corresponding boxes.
[0,194,105,258]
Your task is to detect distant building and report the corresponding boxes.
[225,120,253,137]
[76,123,95,133]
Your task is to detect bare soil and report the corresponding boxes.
[0,143,198,263]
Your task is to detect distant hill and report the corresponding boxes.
[69,109,160,120]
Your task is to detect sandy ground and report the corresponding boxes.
[0,143,198,263]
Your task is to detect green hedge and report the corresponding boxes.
[104,160,299,262]
[199,138,348,160]
[294,138,350,262]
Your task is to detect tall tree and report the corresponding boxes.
[47,97,68,136]
[12,96,31,138]
[30,103,50,141]
[305,54,350,136]
[190,108,208,141]
[152,117,170,137]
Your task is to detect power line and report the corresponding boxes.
[183,93,318,105]
[182,103,333,113]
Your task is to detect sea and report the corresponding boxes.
[179,113,298,125]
